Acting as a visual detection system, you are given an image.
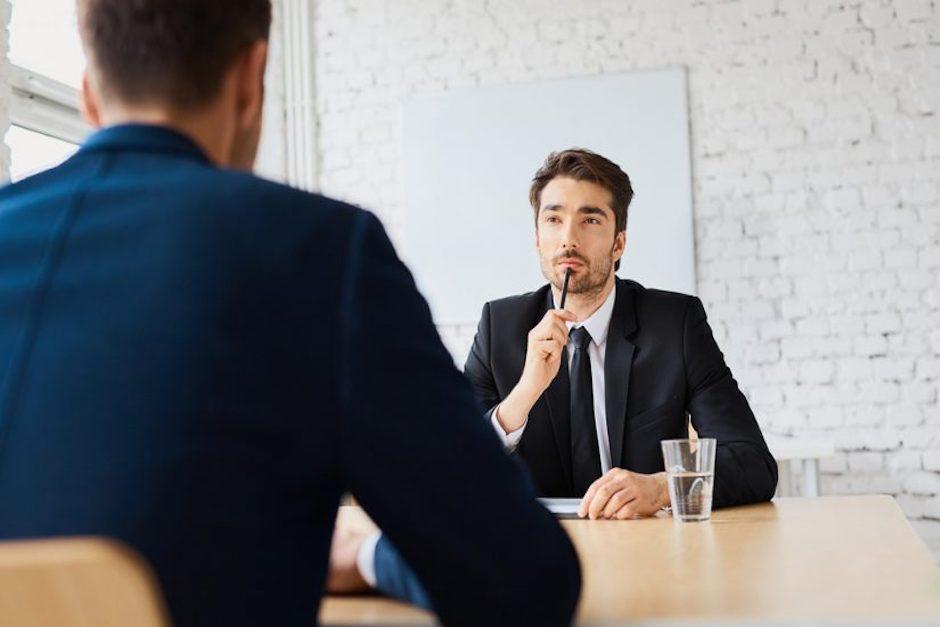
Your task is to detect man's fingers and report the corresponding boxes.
[580,470,627,518]
[615,503,639,520]
[541,319,569,345]
[551,308,578,323]
[532,317,569,345]
[588,481,619,520]
[602,489,635,519]
[548,324,568,346]
[535,338,563,360]
[325,526,369,592]
[579,470,652,519]
[579,476,608,517]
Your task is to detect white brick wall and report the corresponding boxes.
[309,0,940,555]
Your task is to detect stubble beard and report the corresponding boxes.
[540,252,614,304]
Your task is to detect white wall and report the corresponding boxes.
[0,0,11,182]
[400,69,696,325]
[255,0,288,183]
[309,0,940,557]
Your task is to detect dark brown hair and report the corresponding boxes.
[529,148,634,271]
[78,0,272,109]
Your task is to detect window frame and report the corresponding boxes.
[9,64,91,145]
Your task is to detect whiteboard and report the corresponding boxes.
[402,68,695,326]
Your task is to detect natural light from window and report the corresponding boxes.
[9,0,86,89]
[7,0,84,182]
[7,126,78,182]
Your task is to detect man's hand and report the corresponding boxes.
[521,308,577,394]
[578,468,669,520]
[325,523,372,593]
[496,309,578,433]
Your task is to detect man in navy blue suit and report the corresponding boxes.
[0,1,580,625]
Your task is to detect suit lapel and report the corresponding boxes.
[604,281,637,469]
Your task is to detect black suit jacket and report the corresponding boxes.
[0,124,580,627]
[464,278,777,507]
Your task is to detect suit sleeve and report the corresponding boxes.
[372,535,433,610]
[683,296,778,507]
[462,302,501,422]
[463,305,527,449]
[337,212,580,627]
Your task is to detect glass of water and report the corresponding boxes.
[661,438,716,522]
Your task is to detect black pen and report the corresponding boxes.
[559,267,571,310]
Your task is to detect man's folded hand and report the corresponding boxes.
[578,468,669,520]
[326,523,372,593]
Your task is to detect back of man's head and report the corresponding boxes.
[78,0,272,110]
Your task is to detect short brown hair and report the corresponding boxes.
[529,148,634,271]
[78,0,272,109]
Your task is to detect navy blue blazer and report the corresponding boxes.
[0,125,580,627]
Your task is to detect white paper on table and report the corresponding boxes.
[539,498,582,519]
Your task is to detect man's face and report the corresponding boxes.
[535,176,625,299]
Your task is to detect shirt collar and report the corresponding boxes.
[552,283,617,347]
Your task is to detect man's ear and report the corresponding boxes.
[80,70,103,128]
[613,229,626,262]
[234,40,268,130]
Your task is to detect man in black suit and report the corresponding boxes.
[0,2,580,625]
[333,149,780,603]
[464,149,778,519]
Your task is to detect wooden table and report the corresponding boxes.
[321,496,940,624]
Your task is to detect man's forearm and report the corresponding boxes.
[495,382,541,433]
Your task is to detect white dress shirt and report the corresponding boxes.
[491,284,617,475]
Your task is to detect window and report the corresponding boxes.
[9,0,85,89]
[6,0,91,182]
[6,125,80,182]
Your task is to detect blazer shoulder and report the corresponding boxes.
[0,153,98,208]
[174,168,369,245]
[484,285,551,320]
[619,279,701,335]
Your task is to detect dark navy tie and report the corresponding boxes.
[569,326,601,496]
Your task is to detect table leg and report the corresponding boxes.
[776,459,792,497]
[801,459,819,497]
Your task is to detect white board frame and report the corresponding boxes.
[402,68,696,326]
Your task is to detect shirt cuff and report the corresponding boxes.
[355,531,382,588]
[491,404,527,451]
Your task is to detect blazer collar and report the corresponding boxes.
[78,124,212,164]
[604,279,638,468]
[610,278,638,339]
